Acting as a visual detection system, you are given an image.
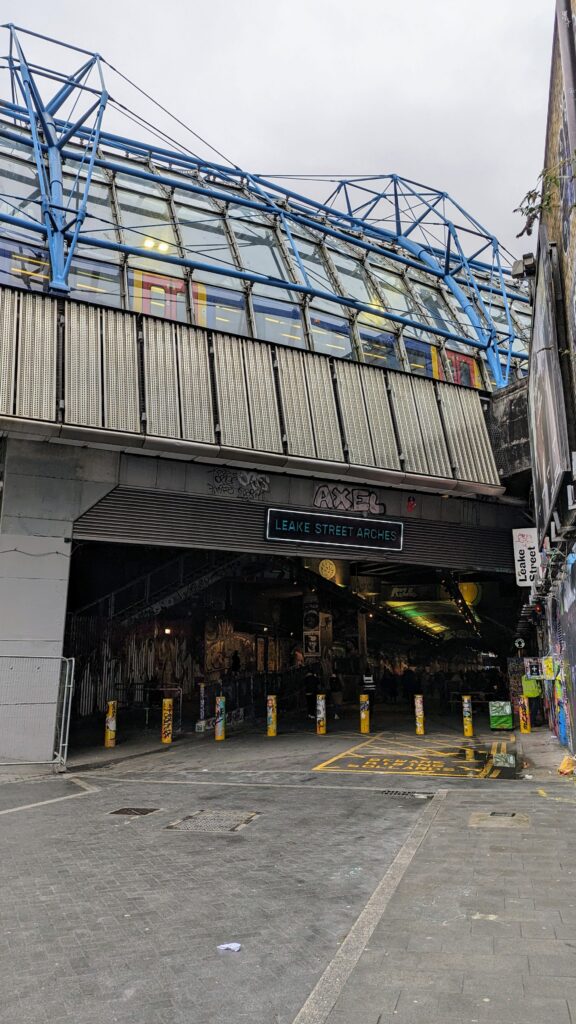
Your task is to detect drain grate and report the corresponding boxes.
[380,789,432,800]
[166,810,259,833]
[110,807,158,817]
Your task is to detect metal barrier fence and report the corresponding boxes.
[0,656,75,767]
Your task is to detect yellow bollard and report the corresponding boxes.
[360,693,370,734]
[519,696,531,734]
[415,694,425,736]
[161,698,173,744]
[316,694,327,735]
[267,695,277,737]
[465,747,475,762]
[215,694,226,741]
[462,695,474,737]
[104,700,117,748]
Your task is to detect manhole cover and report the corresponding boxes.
[468,811,530,829]
[166,810,258,833]
[110,807,158,817]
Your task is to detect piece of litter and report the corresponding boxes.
[217,942,241,952]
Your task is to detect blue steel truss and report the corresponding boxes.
[0,24,526,387]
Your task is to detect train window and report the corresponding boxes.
[0,238,50,292]
[404,337,435,377]
[310,310,352,358]
[130,269,188,322]
[358,323,401,369]
[253,296,305,348]
[193,282,248,335]
[69,256,122,308]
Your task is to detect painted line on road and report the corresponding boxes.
[0,775,99,816]
[290,787,448,1024]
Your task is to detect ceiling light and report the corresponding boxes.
[143,237,155,249]
[157,241,169,253]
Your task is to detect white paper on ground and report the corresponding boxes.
[217,942,241,952]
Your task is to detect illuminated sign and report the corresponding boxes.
[266,509,403,552]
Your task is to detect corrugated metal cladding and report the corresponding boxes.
[74,488,514,573]
[0,287,501,487]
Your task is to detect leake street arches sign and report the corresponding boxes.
[266,509,403,552]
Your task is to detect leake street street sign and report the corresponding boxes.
[266,509,403,552]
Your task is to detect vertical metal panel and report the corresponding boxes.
[334,361,374,466]
[243,340,283,453]
[16,293,57,421]
[0,288,17,416]
[65,302,102,427]
[178,326,215,444]
[304,353,343,461]
[456,387,500,484]
[437,382,476,481]
[212,332,251,448]
[359,364,400,470]
[102,309,140,433]
[143,319,180,437]
[387,372,429,474]
[410,376,452,478]
[276,348,316,458]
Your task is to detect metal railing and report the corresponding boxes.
[0,656,75,768]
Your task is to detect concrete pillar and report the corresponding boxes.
[0,439,118,759]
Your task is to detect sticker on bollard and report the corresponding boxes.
[199,682,206,723]
[267,695,277,737]
[161,698,173,744]
[215,695,226,741]
[105,700,117,748]
[316,694,327,735]
[519,695,531,734]
[462,694,474,737]
[360,694,370,734]
[414,694,425,736]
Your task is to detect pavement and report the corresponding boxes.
[1,714,576,1024]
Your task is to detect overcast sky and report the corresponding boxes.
[1,0,554,256]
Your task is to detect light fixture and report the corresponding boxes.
[157,241,169,253]
[164,627,172,635]
[263,626,268,633]
[143,237,155,249]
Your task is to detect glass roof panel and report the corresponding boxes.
[0,154,42,238]
[116,187,182,274]
[175,202,237,274]
[409,279,461,335]
[231,219,290,280]
[328,249,374,304]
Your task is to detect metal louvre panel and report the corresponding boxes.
[437,382,475,480]
[102,309,140,433]
[212,333,251,448]
[387,372,429,474]
[456,387,500,484]
[242,340,282,453]
[143,320,180,438]
[65,302,102,427]
[0,288,17,415]
[304,353,343,461]
[409,376,451,478]
[178,326,214,444]
[73,487,514,573]
[334,361,374,466]
[359,365,400,470]
[16,293,56,421]
[276,348,316,457]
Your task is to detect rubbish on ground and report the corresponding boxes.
[217,942,241,952]
[558,755,576,776]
